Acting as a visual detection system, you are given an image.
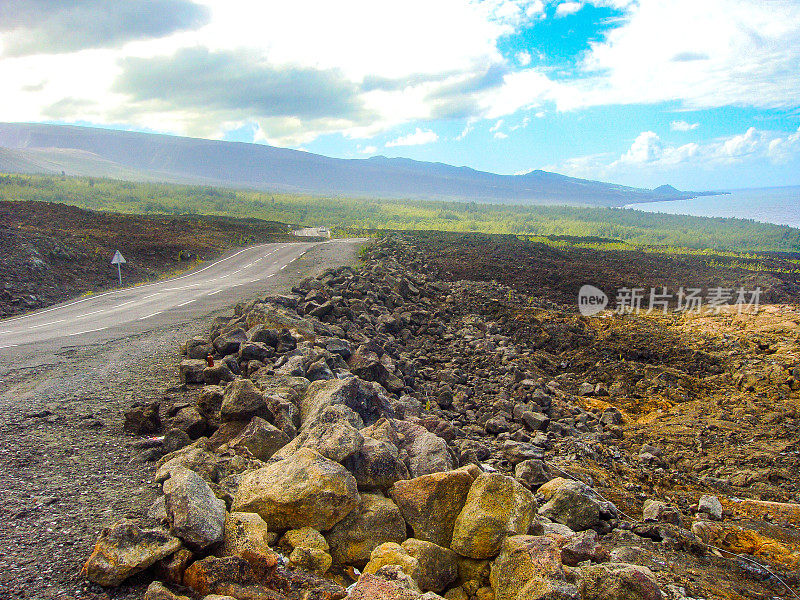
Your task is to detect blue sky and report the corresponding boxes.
[2,0,800,190]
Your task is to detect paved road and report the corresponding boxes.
[0,240,349,352]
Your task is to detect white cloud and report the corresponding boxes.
[526,0,546,17]
[1,0,799,150]
[386,127,439,147]
[555,2,583,17]
[359,145,378,154]
[671,120,699,131]
[494,131,509,139]
[574,0,800,111]
[553,125,800,182]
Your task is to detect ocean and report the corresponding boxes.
[627,185,800,228]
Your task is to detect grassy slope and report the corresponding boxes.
[1,173,799,253]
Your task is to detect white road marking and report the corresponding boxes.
[142,293,161,300]
[0,344,19,349]
[28,319,66,330]
[74,309,106,318]
[207,290,222,296]
[175,300,195,307]
[67,327,108,336]
[138,311,162,320]
[280,265,287,270]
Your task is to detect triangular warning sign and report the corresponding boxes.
[111,250,126,265]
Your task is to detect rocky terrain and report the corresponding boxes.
[83,235,800,600]
[0,200,296,318]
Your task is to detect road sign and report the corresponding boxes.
[111,250,126,285]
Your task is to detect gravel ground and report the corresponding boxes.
[0,240,362,600]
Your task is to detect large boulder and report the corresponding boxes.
[363,542,422,585]
[219,511,278,565]
[348,573,422,600]
[489,535,572,600]
[560,530,609,567]
[82,520,181,586]
[326,493,407,567]
[244,303,316,337]
[220,379,269,422]
[537,479,605,532]
[390,469,474,548]
[579,563,663,600]
[345,436,410,490]
[197,385,224,428]
[164,467,225,550]
[179,359,206,385]
[298,377,394,428]
[124,402,161,434]
[224,416,289,461]
[401,538,459,593]
[451,473,537,559]
[390,420,455,477]
[155,446,221,484]
[348,344,406,393]
[213,328,247,356]
[274,405,364,464]
[251,373,310,403]
[182,555,259,597]
[232,448,360,531]
[143,581,190,600]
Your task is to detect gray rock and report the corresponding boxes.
[275,406,365,464]
[522,411,550,431]
[225,416,290,461]
[298,376,394,428]
[171,406,207,439]
[179,359,206,385]
[697,495,723,520]
[346,436,410,490]
[538,480,604,532]
[220,379,268,422]
[164,467,225,549]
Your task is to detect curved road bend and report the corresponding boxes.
[0,240,356,353]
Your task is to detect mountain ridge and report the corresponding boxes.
[0,122,699,206]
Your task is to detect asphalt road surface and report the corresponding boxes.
[0,240,350,353]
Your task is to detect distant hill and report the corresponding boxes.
[653,184,681,195]
[0,122,697,207]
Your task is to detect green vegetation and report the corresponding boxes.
[1,173,799,253]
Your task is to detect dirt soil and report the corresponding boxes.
[0,201,300,318]
[0,240,360,600]
[410,230,800,306]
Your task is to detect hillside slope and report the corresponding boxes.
[0,122,695,206]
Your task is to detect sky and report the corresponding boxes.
[1,0,799,190]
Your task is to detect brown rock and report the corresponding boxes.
[348,573,422,600]
[124,402,161,434]
[82,519,182,587]
[232,448,360,531]
[390,469,473,548]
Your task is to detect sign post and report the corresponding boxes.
[111,250,126,286]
